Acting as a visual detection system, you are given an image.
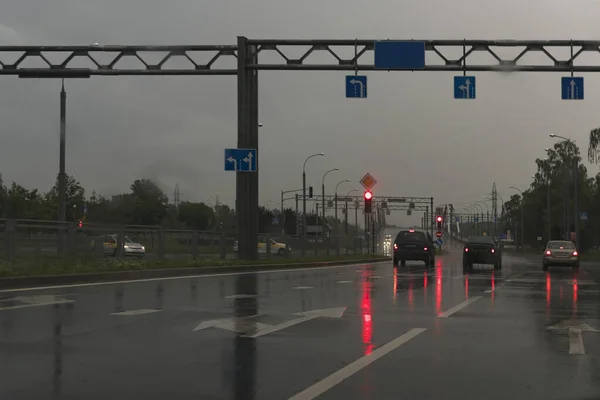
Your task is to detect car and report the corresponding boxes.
[463,235,502,270]
[99,234,146,257]
[393,229,435,267]
[543,240,579,271]
[233,237,290,256]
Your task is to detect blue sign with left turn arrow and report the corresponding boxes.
[224,148,257,172]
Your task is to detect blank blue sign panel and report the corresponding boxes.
[561,77,584,100]
[374,41,426,70]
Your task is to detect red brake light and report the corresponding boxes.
[409,229,415,232]
[491,248,495,253]
[573,251,578,256]
[464,248,469,252]
[545,250,552,255]
[393,243,398,250]
[424,247,428,251]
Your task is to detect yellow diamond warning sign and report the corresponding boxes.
[360,173,377,191]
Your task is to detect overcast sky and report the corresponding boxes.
[2,0,600,225]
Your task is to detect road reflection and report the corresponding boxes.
[231,274,258,400]
[361,267,374,355]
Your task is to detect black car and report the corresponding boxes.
[393,229,435,267]
[462,236,502,270]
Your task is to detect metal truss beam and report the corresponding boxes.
[2,40,600,76]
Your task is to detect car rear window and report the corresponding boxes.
[467,236,494,245]
[396,231,426,242]
[547,241,575,249]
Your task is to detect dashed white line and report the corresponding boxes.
[293,286,313,290]
[336,280,353,284]
[224,294,257,299]
[287,328,427,400]
[438,297,481,318]
[0,300,73,311]
[111,309,161,316]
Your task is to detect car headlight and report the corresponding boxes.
[124,245,130,249]
[141,246,145,250]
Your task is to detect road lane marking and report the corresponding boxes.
[110,309,161,316]
[244,307,346,338]
[0,261,390,293]
[568,328,586,355]
[224,294,257,299]
[0,299,73,311]
[438,297,481,318]
[336,280,353,284]
[293,286,313,290]
[288,328,426,400]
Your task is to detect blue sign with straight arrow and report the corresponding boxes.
[224,148,257,172]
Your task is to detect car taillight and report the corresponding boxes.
[393,243,398,250]
[545,250,552,256]
[491,248,495,253]
[573,251,578,256]
[464,248,469,252]
[424,247,428,251]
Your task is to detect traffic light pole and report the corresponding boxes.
[430,197,434,238]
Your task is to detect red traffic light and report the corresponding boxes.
[436,216,443,222]
[364,191,372,200]
[78,220,83,228]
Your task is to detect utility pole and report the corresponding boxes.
[574,159,579,248]
[58,79,67,223]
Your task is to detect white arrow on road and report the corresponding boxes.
[193,314,270,334]
[227,156,237,171]
[243,306,346,338]
[242,152,254,170]
[547,320,600,355]
[570,79,577,99]
[349,79,365,98]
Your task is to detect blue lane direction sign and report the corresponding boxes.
[561,77,584,100]
[374,41,426,70]
[580,212,588,221]
[454,76,476,99]
[224,148,257,172]
[346,75,367,98]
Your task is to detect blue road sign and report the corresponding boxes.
[224,148,257,172]
[454,76,476,99]
[580,212,588,221]
[272,217,280,225]
[499,233,506,240]
[434,238,443,246]
[374,41,426,70]
[83,205,88,215]
[561,77,584,100]
[456,216,461,222]
[345,75,367,98]
[474,216,479,222]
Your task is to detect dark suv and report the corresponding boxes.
[393,229,435,267]
[462,236,502,270]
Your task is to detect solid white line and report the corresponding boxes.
[0,261,389,294]
[110,309,161,316]
[0,300,74,311]
[438,297,481,318]
[287,328,426,400]
[224,294,257,299]
[568,328,586,355]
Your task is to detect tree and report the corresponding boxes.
[46,174,86,222]
[215,204,236,230]
[128,179,169,225]
[177,202,215,230]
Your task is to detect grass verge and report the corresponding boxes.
[0,254,390,278]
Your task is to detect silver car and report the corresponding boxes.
[101,234,146,257]
[543,240,579,271]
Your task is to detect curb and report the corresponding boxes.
[0,257,391,290]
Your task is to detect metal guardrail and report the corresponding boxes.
[0,219,374,263]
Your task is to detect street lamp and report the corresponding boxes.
[302,153,324,236]
[321,168,339,233]
[345,188,359,234]
[334,179,351,235]
[508,186,525,249]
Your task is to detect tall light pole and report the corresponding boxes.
[302,153,324,236]
[321,167,339,236]
[508,186,525,249]
[549,134,578,248]
[334,179,350,234]
[345,188,358,234]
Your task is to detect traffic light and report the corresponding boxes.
[364,190,373,213]
[436,216,442,230]
[308,186,313,198]
[78,220,83,228]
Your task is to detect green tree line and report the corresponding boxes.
[498,131,600,250]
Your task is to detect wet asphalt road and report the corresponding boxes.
[1,241,600,399]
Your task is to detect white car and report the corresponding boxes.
[101,234,146,257]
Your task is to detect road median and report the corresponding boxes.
[0,255,390,290]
